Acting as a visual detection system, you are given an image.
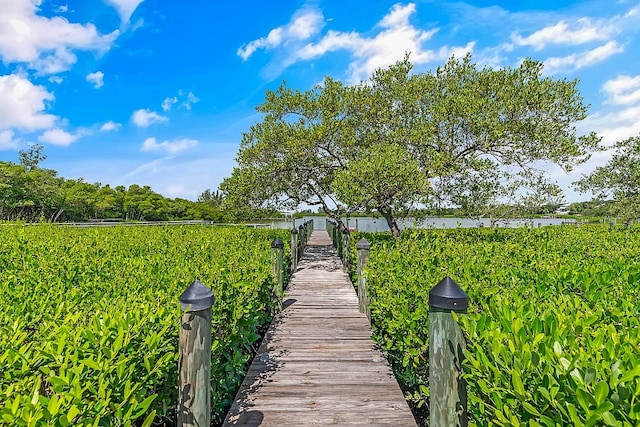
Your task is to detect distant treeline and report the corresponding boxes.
[0,146,278,223]
[0,145,618,223]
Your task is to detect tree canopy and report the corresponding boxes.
[222,54,600,236]
[0,147,274,223]
[574,134,640,222]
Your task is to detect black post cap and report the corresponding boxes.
[271,237,284,249]
[429,276,468,311]
[291,227,298,234]
[356,238,370,250]
[179,280,214,311]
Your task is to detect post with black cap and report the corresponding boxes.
[291,227,298,273]
[178,280,214,427]
[429,276,468,427]
[356,238,371,321]
[271,237,284,307]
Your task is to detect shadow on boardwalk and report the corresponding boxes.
[223,231,417,426]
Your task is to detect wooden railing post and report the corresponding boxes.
[291,227,298,272]
[341,229,350,272]
[429,277,468,427]
[271,237,284,308]
[178,280,214,427]
[330,221,337,248]
[356,238,371,322]
[298,224,305,260]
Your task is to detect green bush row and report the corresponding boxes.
[352,225,640,426]
[0,224,289,426]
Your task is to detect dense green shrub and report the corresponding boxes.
[0,224,289,426]
[354,225,640,426]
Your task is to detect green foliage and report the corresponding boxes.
[0,159,245,223]
[0,224,290,425]
[574,134,640,222]
[18,144,47,171]
[354,225,640,425]
[223,54,599,237]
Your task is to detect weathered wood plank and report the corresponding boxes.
[222,230,417,426]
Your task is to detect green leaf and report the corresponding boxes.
[567,403,584,426]
[521,401,541,416]
[132,394,157,419]
[47,395,60,416]
[553,341,562,356]
[576,388,595,413]
[619,365,640,383]
[140,410,157,427]
[512,370,525,398]
[81,358,100,371]
[66,405,79,423]
[601,412,617,426]
[593,381,609,406]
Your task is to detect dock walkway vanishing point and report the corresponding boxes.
[223,230,417,426]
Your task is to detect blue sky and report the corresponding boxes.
[0,0,639,202]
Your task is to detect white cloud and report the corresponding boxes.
[239,3,476,81]
[162,91,200,111]
[37,128,84,146]
[238,7,325,60]
[86,71,104,89]
[161,96,177,112]
[48,75,64,84]
[603,75,640,105]
[296,3,473,82]
[512,19,611,51]
[543,41,623,74]
[141,137,198,155]
[0,0,119,75]
[55,5,69,13]
[0,73,57,130]
[131,109,168,127]
[0,130,21,150]
[104,0,145,25]
[181,91,199,110]
[100,120,121,132]
[581,106,640,146]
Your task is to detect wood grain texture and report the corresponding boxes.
[178,309,211,427]
[223,231,417,426]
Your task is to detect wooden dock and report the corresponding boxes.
[223,230,417,426]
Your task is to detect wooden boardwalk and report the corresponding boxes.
[223,230,417,426]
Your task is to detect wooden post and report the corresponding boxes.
[356,238,371,322]
[291,227,298,272]
[429,277,468,427]
[298,224,305,259]
[342,229,350,272]
[271,237,284,306]
[332,222,338,248]
[178,280,214,427]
